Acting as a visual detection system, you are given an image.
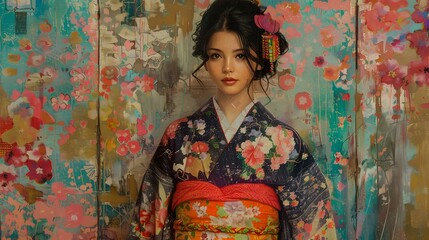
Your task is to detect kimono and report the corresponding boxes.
[130,98,336,239]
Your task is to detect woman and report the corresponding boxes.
[130,0,336,239]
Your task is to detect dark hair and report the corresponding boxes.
[192,0,288,88]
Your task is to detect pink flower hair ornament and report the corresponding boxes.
[254,12,281,73]
[254,12,280,34]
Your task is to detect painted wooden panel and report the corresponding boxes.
[0,0,428,239]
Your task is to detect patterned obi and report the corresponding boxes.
[172,181,281,239]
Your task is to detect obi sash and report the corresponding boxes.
[172,181,281,239]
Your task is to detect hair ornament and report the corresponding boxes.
[254,12,281,73]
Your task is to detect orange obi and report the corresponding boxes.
[172,181,280,240]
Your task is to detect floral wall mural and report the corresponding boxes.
[0,0,428,239]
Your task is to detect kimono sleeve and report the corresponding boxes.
[276,139,337,240]
[128,125,178,239]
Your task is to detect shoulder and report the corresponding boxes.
[160,99,214,146]
[253,102,303,140]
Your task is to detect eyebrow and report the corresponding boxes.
[207,48,245,53]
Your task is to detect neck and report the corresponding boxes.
[215,93,253,124]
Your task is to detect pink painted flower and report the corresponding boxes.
[41,66,58,81]
[240,140,265,169]
[380,0,408,10]
[51,93,71,111]
[407,58,429,86]
[50,182,76,201]
[37,37,53,50]
[71,85,90,102]
[319,25,344,48]
[27,52,46,67]
[279,73,296,91]
[0,164,18,192]
[127,140,142,154]
[116,129,131,143]
[62,204,97,229]
[294,92,313,110]
[277,2,302,24]
[4,144,28,167]
[363,3,400,32]
[121,82,136,97]
[34,201,59,224]
[377,59,408,89]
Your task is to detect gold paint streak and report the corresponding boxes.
[147,0,195,35]
[2,68,18,76]
[99,185,128,207]
[59,105,97,161]
[128,174,138,202]
[407,86,429,229]
[7,53,21,63]
[0,87,10,117]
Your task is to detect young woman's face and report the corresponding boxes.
[205,31,258,101]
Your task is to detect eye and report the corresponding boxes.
[209,53,221,59]
[236,53,246,59]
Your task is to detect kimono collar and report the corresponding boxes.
[212,97,256,142]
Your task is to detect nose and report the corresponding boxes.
[222,57,234,74]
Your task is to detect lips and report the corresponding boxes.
[221,77,238,85]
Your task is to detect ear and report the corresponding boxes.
[256,63,262,71]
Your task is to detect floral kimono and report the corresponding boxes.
[130,98,336,240]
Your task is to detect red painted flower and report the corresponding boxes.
[137,116,149,136]
[139,75,155,92]
[127,140,142,154]
[116,144,128,156]
[313,56,326,67]
[406,30,429,58]
[411,4,429,29]
[279,73,296,91]
[0,164,18,192]
[294,92,313,110]
[25,157,53,184]
[116,129,131,143]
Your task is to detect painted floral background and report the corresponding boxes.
[0,0,428,239]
